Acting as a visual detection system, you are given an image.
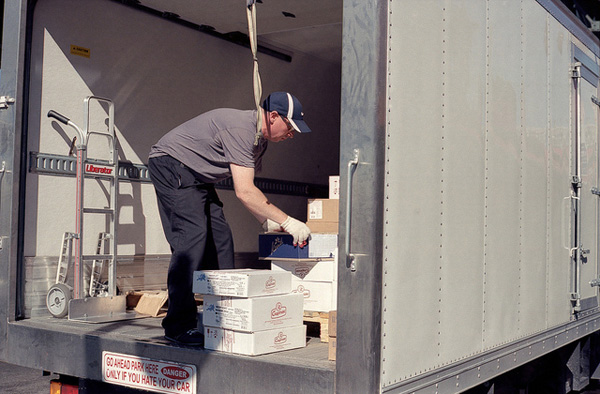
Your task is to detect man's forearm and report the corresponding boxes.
[236,186,288,224]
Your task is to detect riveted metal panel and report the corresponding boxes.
[482,0,523,348]
[518,0,552,337]
[437,1,487,365]
[382,0,595,391]
[546,11,573,328]
[383,1,446,383]
[383,0,488,385]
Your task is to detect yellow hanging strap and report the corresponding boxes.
[246,0,263,146]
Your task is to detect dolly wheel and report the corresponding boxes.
[46,283,72,318]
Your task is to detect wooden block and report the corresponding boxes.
[134,291,168,317]
[329,310,337,338]
[303,310,329,342]
[328,337,337,361]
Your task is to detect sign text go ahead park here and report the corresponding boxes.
[102,351,196,394]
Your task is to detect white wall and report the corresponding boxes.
[26,0,341,256]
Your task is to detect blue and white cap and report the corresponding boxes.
[262,92,312,133]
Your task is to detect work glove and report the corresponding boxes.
[262,218,283,232]
[281,216,311,246]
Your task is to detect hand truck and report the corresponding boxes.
[45,96,137,322]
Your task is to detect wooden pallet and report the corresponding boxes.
[303,311,330,342]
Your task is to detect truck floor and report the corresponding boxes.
[7,314,335,393]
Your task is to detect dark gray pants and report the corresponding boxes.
[148,155,234,337]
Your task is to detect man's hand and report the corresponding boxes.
[262,219,283,232]
[281,216,311,246]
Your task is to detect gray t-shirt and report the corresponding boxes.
[149,109,268,183]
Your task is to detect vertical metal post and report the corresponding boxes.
[572,62,582,312]
[337,1,387,393]
[74,136,86,299]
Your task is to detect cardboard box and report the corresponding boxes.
[133,291,168,317]
[291,279,338,312]
[306,220,339,233]
[329,310,337,337]
[307,199,339,222]
[259,233,338,259]
[271,259,336,282]
[203,293,304,332]
[204,325,306,356]
[329,176,340,200]
[328,336,337,361]
[193,269,291,297]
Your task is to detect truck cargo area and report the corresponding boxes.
[8,0,600,393]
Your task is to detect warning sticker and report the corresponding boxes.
[102,351,196,394]
[70,45,90,58]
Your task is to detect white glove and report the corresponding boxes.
[281,216,311,246]
[262,218,283,232]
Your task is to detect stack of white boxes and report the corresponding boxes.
[269,176,340,314]
[193,269,306,356]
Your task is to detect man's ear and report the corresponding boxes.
[269,111,279,123]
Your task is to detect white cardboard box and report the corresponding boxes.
[271,259,337,282]
[308,234,338,258]
[203,293,304,332]
[193,269,291,297]
[204,325,306,356]
[291,279,338,312]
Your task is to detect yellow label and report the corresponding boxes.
[70,45,90,58]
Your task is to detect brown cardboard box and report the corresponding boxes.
[328,337,337,361]
[307,220,339,233]
[307,199,339,222]
[329,310,337,337]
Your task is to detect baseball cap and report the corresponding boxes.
[261,92,312,133]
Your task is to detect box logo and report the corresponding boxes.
[161,367,190,380]
[271,302,287,319]
[265,276,276,290]
[271,237,284,254]
[274,332,287,345]
[293,285,310,298]
[293,265,310,279]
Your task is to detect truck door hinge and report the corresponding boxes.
[0,96,15,109]
[572,176,582,188]
[592,187,600,196]
[592,96,600,107]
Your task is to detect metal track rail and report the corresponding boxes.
[29,151,328,198]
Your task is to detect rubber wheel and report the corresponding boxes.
[46,283,72,318]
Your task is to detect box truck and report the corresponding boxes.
[2,0,600,392]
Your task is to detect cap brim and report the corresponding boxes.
[288,118,312,133]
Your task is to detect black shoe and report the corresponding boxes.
[165,329,204,347]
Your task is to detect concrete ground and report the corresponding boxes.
[0,361,58,394]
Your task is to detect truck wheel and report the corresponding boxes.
[46,283,72,318]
